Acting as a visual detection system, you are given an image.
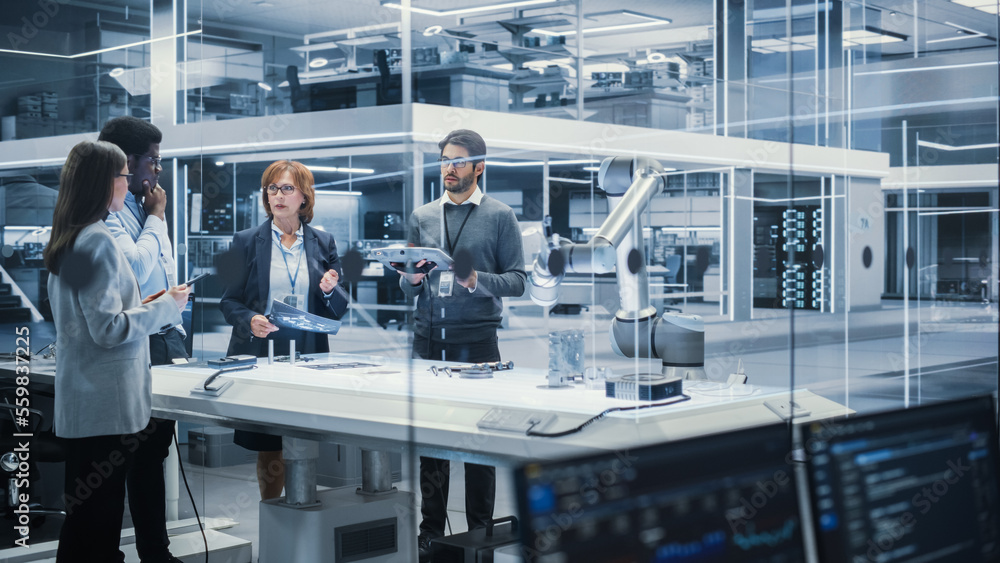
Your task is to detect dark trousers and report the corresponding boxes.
[56,420,165,563]
[128,330,187,562]
[413,334,499,538]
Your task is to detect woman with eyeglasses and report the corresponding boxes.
[44,140,190,562]
[219,159,349,500]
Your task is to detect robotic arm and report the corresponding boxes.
[529,156,706,380]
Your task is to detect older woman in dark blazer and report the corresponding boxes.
[219,159,348,500]
[44,140,189,563]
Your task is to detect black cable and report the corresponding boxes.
[173,431,209,563]
[526,394,692,438]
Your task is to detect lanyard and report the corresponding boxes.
[273,231,303,293]
[443,204,475,254]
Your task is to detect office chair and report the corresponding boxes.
[0,387,67,546]
[374,50,402,105]
[663,254,683,308]
[286,65,310,113]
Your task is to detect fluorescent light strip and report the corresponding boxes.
[916,140,1000,151]
[0,30,202,59]
[533,20,670,37]
[314,170,407,188]
[383,0,556,17]
[549,177,593,184]
[660,226,722,231]
[732,195,844,202]
[883,181,998,188]
[160,132,408,158]
[308,165,376,174]
[314,190,364,196]
[917,208,999,217]
[927,21,988,43]
[487,159,599,167]
[854,60,997,76]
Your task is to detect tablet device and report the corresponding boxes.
[371,247,453,273]
[183,272,211,287]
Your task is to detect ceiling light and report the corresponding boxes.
[927,21,989,43]
[916,140,1000,151]
[534,20,671,37]
[278,80,289,87]
[842,26,907,45]
[257,81,272,91]
[382,0,557,17]
[646,52,667,63]
[533,10,671,36]
[0,30,202,59]
[215,161,225,166]
[487,159,599,167]
[423,25,443,36]
[951,0,999,14]
[109,67,125,77]
[309,57,328,68]
[307,165,375,174]
[290,41,339,52]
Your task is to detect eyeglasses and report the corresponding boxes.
[438,158,470,169]
[133,155,163,168]
[265,184,297,195]
[116,172,133,181]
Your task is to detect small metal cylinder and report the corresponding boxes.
[360,450,393,494]
[267,339,274,365]
[289,339,296,365]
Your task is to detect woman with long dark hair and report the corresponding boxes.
[45,140,190,563]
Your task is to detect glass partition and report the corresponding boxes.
[0,0,997,560]
[0,1,153,140]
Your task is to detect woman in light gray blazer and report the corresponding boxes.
[44,140,190,563]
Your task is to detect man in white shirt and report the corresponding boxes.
[99,116,185,563]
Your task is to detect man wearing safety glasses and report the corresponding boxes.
[395,129,527,561]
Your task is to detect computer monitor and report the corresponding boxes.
[804,395,1000,562]
[515,423,807,562]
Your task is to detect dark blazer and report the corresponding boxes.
[220,220,349,357]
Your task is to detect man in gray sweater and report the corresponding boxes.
[396,129,526,561]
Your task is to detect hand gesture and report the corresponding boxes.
[142,180,167,220]
[319,269,339,293]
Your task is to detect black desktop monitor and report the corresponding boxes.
[804,395,1000,562]
[515,423,806,562]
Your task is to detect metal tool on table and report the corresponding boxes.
[428,360,514,379]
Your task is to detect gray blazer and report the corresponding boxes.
[47,221,181,439]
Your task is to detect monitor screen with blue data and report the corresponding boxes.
[514,423,806,563]
[804,395,1000,563]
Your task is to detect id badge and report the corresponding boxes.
[438,271,454,297]
[283,295,299,308]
